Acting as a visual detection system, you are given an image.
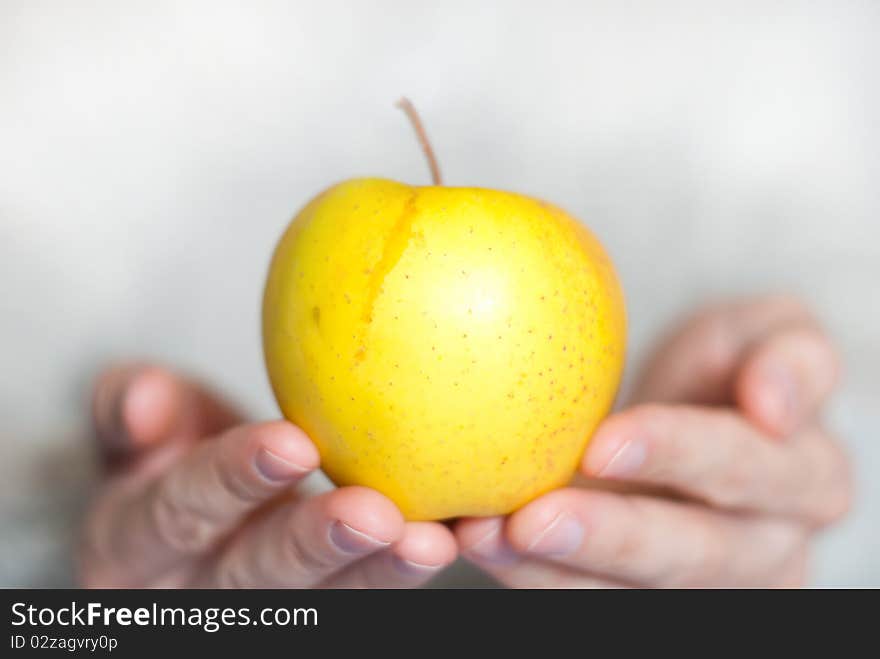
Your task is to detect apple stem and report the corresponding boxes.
[395,97,443,185]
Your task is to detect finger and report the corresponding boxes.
[631,295,813,405]
[456,517,623,588]
[92,365,175,454]
[736,324,840,437]
[506,488,808,587]
[92,363,243,456]
[211,486,405,588]
[87,421,319,586]
[582,404,852,523]
[321,522,458,588]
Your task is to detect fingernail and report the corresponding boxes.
[527,512,584,557]
[595,439,646,478]
[466,522,519,565]
[254,448,310,482]
[329,522,389,554]
[761,364,798,430]
[391,555,444,577]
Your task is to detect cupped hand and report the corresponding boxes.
[456,296,853,587]
[78,365,456,588]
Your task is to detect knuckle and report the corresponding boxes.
[284,515,337,575]
[149,481,217,554]
[285,535,331,576]
[212,439,265,505]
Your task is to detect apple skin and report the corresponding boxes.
[262,178,626,520]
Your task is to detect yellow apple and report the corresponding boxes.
[262,176,626,520]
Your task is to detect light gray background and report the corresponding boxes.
[1,0,877,586]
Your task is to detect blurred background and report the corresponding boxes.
[1,0,877,586]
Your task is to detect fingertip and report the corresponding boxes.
[582,413,634,476]
[506,491,571,553]
[122,367,181,446]
[582,406,656,477]
[324,486,406,545]
[737,325,840,439]
[93,363,179,451]
[251,421,321,479]
[507,489,598,557]
[392,522,458,569]
[456,516,518,565]
[455,516,498,549]
[736,359,797,438]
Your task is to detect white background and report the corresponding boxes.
[1,0,878,585]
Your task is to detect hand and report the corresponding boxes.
[78,364,457,587]
[455,296,852,587]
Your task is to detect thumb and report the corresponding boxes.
[735,323,840,438]
[91,363,243,458]
[629,295,814,406]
